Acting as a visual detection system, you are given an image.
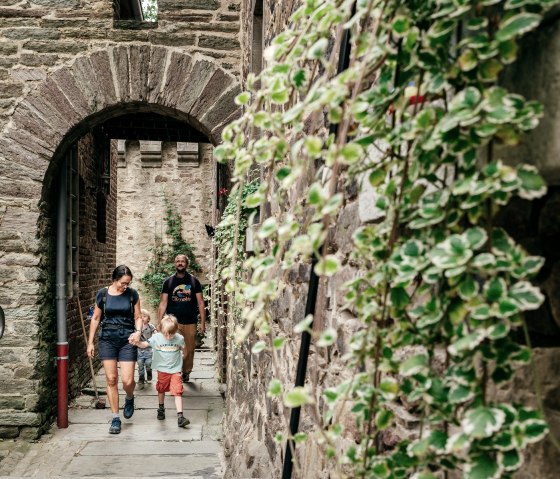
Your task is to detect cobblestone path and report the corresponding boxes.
[0,341,225,479]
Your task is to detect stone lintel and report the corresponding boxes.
[117,139,126,168]
[139,140,162,167]
[177,142,200,166]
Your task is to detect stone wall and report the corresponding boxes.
[222,5,560,479]
[0,0,241,132]
[115,140,214,317]
[0,132,117,439]
[0,0,241,438]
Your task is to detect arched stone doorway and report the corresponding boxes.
[0,45,240,438]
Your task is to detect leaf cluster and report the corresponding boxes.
[215,0,556,477]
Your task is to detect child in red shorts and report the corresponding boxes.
[133,314,190,428]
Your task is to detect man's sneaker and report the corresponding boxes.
[147,370,153,381]
[178,416,190,428]
[123,396,135,419]
[181,372,190,383]
[109,417,121,434]
[138,378,145,385]
[157,407,165,420]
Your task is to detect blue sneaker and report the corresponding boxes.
[109,417,121,434]
[123,396,135,419]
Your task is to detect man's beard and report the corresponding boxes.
[176,265,186,273]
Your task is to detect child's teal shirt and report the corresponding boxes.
[147,332,185,373]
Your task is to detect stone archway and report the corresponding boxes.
[0,46,241,436]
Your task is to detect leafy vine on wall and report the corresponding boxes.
[141,198,201,308]
[212,180,260,333]
[216,0,557,477]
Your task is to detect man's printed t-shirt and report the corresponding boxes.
[162,274,202,325]
[147,332,185,373]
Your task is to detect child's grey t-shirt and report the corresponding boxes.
[147,332,185,373]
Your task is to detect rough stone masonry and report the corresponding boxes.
[0,0,241,440]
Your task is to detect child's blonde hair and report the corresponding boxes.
[141,308,151,320]
[160,314,178,335]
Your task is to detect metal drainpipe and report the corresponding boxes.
[56,156,69,429]
[281,19,353,479]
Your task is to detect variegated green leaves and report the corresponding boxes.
[214,0,556,477]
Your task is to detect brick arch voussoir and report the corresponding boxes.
[4,46,242,184]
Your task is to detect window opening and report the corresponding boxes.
[113,0,157,22]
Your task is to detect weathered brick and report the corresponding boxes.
[147,46,168,103]
[0,411,42,426]
[0,43,17,55]
[3,28,60,40]
[175,58,218,113]
[19,53,59,67]
[19,94,74,139]
[50,68,93,119]
[23,40,87,54]
[160,51,193,108]
[189,68,234,119]
[89,50,118,106]
[0,82,23,98]
[71,55,113,113]
[10,106,60,152]
[30,0,80,7]
[129,44,151,102]
[39,76,84,126]
[107,29,149,42]
[109,45,130,102]
[200,84,241,134]
[0,7,45,17]
[160,0,220,11]
[198,34,240,51]
[149,32,196,46]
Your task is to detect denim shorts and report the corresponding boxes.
[98,328,137,362]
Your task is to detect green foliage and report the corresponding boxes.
[216,0,556,477]
[211,181,259,331]
[141,198,201,308]
[142,0,157,21]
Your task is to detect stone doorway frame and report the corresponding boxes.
[0,45,240,432]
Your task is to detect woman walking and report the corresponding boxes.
[87,265,143,434]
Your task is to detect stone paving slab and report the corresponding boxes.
[69,408,209,425]
[79,440,222,456]
[129,395,223,411]
[0,336,225,478]
[51,422,203,442]
[61,454,222,478]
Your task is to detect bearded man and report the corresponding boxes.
[158,254,206,383]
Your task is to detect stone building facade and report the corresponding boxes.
[115,139,215,318]
[0,1,559,477]
[0,0,241,438]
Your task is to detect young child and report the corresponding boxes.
[133,314,190,428]
[137,309,156,385]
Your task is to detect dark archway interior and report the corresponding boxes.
[42,104,212,198]
[37,105,217,406]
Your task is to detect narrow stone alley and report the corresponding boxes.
[0,338,225,478]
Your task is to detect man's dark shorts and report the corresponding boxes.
[98,329,137,362]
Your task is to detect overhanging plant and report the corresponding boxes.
[215,0,557,477]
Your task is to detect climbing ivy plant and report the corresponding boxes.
[216,0,557,477]
[141,198,201,308]
[212,180,259,331]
